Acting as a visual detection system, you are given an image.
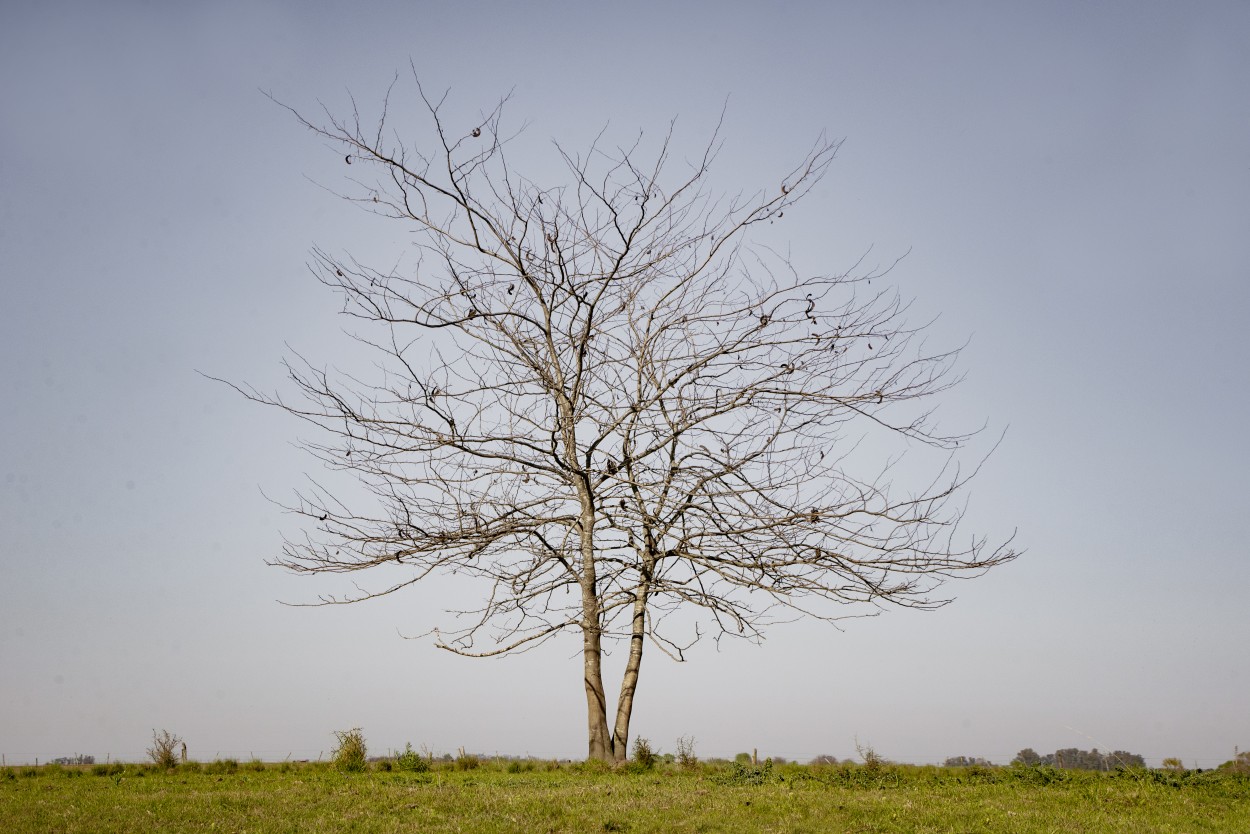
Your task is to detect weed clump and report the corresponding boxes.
[147,729,183,769]
[396,743,430,773]
[713,759,775,786]
[332,728,368,773]
[631,737,657,770]
[205,759,239,775]
[675,736,699,770]
[572,758,613,775]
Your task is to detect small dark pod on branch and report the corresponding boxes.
[471,127,481,138]
[345,155,352,165]
[319,513,328,521]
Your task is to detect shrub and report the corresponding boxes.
[245,758,266,772]
[631,737,657,770]
[857,742,885,775]
[396,743,430,773]
[454,752,480,771]
[147,729,183,769]
[181,760,202,774]
[331,728,368,773]
[675,736,698,770]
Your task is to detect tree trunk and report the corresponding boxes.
[578,505,613,761]
[609,564,652,762]
[581,609,612,760]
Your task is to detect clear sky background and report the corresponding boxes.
[2,1,1247,768]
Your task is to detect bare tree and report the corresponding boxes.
[231,73,1015,762]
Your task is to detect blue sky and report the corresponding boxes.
[1,0,1247,767]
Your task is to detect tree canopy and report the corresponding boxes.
[232,73,1018,759]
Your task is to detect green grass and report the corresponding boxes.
[1,761,1247,833]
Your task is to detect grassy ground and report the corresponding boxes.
[2,760,1247,833]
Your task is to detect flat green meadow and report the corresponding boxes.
[2,761,1247,833]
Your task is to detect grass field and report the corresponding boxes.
[3,760,1248,833]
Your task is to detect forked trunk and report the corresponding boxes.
[580,560,651,762]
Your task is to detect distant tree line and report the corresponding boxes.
[943,756,993,767]
[1013,747,1145,770]
[51,755,95,766]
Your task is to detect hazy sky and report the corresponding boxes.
[2,1,1247,768]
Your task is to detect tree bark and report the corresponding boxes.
[578,505,613,761]
[609,556,653,761]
